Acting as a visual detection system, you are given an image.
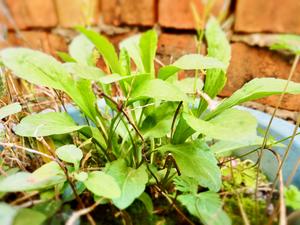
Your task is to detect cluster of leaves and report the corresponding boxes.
[0,17,300,225]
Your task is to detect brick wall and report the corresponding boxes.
[1,0,300,111]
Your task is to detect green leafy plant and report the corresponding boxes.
[0,17,300,225]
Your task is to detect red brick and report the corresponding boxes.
[55,0,99,28]
[0,31,67,56]
[221,43,300,111]
[158,0,224,29]
[101,0,156,26]
[235,0,300,34]
[101,0,120,26]
[3,0,57,29]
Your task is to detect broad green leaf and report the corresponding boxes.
[106,159,148,209]
[141,102,177,138]
[206,78,300,119]
[174,77,204,94]
[0,162,65,192]
[130,79,188,102]
[284,185,300,210]
[0,48,72,91]
[56,145,83,168]
[174,176,199,195]
[138,192,153,214]
[69,34,96,65]
[63,63,105,81]
[66,79,98,123]
[0,102,22,120]
[119,34,144,72]
[0,203,19,225]
[78,27,121,74]
[13,208,46,225]
[119,48,131,75]
[183,109,258,142]
[178,192,231,225]
[198,17,231,115]
[0,48,98,123]
[158,54,225,80]
[56,51,76,63]
[98,73,150,85]
[172,115,195,144]
[74,172,88,182]
[158,140,221,191]
[173,54,226,70]
[139,30,158,75]
[83,171,121,199]
[14,112,84,137]
[270,34,300,55]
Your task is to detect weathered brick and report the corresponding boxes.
[3,0,57,29]
[157,33,197,63]
[101,0,156,26]
[101,0,120,26]
[0,31,67,56]
[235,0,300,34]
[55,0,99,28]
[158,0,224,29]
[222,43,300,111]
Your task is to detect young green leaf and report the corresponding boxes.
[158,140,221,191]
[0,162,65,192]
[285,185,300,210]
[270,34,300,55]
[139,30,158,75]
[183,109,258,142]
[174,77,204,94]
[98,73,150,85]
[69,34,96,66]
[106,159,148,209]
[198,17,231,115]
[178,191,231,225]
[0,102,22,120]
[158,54,226,80]
[0,203,19,225]
[14,112,84,137]
[56,145,83,169]
[138,192,153,214]
[119,34,144,72]
[83,171,121,199]
[77,27,121,74]
[0,48,72,91]
[13,208,46,225]
[130,79,188,102]
[63,63,105,81]
[206,78,300,119]
[141,102,178,138]
[56,51,76,63]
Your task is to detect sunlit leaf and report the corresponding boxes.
[0,103,22,120]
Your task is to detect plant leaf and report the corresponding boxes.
[63,63,105,81]
[77,27,121,74]
[0,203,19,225]
[14,112,84,137]
[106,159,148,209]
[158,54,226,80]
[130,79,188,102]
[139,30,158,75]
[56,145,83,167]
[183,109,258,142]
[69,34,96,66]
[158,140,221,191]
[206,78,300,119]
[83,171,121,199]
[0,162,65,192]
[198,17,231,114]
[119,34,144,72]
[0,48,72,91]
[138,192,153,214]
[270,34,300,55]
[178,192,231,225]
[174,77,204,94]
[0,102,22,120]
[13,208,46,225]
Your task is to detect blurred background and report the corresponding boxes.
[0,0,299,119]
